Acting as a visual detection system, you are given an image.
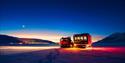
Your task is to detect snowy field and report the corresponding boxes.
[0,46,125,63]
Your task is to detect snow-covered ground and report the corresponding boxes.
[0,46,125,63]
[0,46,59,55]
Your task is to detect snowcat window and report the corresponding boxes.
[75,36,82,40]
[78,37,80,40]
[83,36,87,41]
[81,36,83,40]
[75,37,77,40]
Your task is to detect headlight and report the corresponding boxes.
[74,44,77,46]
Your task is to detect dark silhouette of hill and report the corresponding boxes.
[0,34,21,44]
[93,32,125,46]
[0,34,56,45]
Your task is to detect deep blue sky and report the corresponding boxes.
[0,0,125,36]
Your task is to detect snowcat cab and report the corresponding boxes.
[60,37,73,48]
[73,33,92,48]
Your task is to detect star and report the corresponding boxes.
[22,25,25,28]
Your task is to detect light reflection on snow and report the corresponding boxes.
[0,46,59,49]
[60,47,121,51]
[0,46,59,55]
[1,46,125,55]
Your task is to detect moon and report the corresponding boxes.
[22,25,25,28]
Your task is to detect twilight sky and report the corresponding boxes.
[0,0,125,42]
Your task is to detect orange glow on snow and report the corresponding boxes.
[60,47,118,52]
[62,47,93,52]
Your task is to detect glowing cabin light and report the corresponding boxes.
[81,36,83,40]
[83,36,87,40]
[78,37,80,40]
[75,37,79,40]
[75,37,77,40]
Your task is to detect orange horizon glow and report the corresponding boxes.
[92,35,104,42]
[1,30,105,43]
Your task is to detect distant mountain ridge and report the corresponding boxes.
[93,32,125,46]
[19,38,55,44]
[0,34,56,45]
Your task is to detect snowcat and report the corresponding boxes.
[60,37,73,48]
[73,33,92,48]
